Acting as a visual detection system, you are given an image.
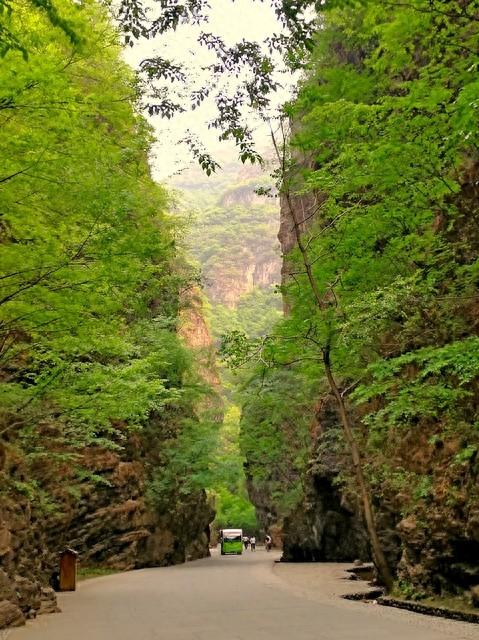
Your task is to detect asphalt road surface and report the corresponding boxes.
[10,550,477,640]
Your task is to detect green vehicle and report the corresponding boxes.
[220,529,243,555]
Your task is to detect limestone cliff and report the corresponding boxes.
[281,397,370,563]
[206,248,279,310]
[172,162,281,317]
[0,297,217,630]
[179,286,221,387]
[238,187,370,563]
[0,418,214,630]
[250,165,479,599]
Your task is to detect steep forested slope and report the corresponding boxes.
[238,0,479,600]
[0,0,216,628]
[3,0,478,625]
[171,162,282,533]
[172,162,282,339]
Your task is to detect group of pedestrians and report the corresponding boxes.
[242,534,272,551]
[242,535,256,551]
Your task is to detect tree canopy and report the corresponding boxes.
[222,0,479,592]
[1,0,215,504]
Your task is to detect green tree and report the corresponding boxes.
[225,0,479,591]
[0,0,215,509]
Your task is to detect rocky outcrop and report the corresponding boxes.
[282,479,368,562]
[0,424,214,629]
[278,192,319,258]
[0,295,218,630]
[49,445,213,571]
[206,251,280,309]
[281,396,369,562]
[278,190,326,314]
[0,453,60,629]
[179,286,221,388]
[272,168,479,597]
[0,600,24,629]
[382,428,479,596]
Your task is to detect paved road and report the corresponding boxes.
[10,550,477,640]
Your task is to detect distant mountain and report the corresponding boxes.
[171,162,282,338]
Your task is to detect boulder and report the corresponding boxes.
[39,600,60,615]
[14,576,41,613]
[0,571,16,604]
[281,398,369,563]
[38,587,60,615]
[471,585,479,608]
[0,600,25,629]
[0,526,11,558]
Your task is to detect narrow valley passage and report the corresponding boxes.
[10,552,476,640]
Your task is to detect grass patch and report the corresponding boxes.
[77,566,118,581]
[391,586,477,615]
[419,595,477,615]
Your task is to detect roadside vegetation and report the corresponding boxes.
[1,0,478,619]
[1,0,217,556]
[224,0,479,601]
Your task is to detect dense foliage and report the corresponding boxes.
[234,0,479,595]
[210,405,257,532]
[240,370,312,519]
[171,163,283,533]
[283,0,479,494]
[0,0,214,509]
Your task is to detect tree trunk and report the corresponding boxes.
[323,348,394,591]
[281,187,394,591]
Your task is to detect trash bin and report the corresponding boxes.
[59,548,78,591]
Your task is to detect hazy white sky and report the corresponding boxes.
[123,0,294,180]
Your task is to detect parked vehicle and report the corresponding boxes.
[220,529,243,555]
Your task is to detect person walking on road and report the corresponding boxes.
[250,535,256,551]
[265,534,272,551]
[243,535,250,551]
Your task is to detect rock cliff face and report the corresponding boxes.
[377,423,479,596]
[172,162,281,317]
[52,442,213,571]
[246,191,370,564]
[0,443,60,628]
[204,182,280,310]
[0,422,214,629]
[0,298,217,630]
[277,191,322,313]
[281,397,369,563]
[258,170,479,598]
[179,286,221,388]
[207,249,280,309]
